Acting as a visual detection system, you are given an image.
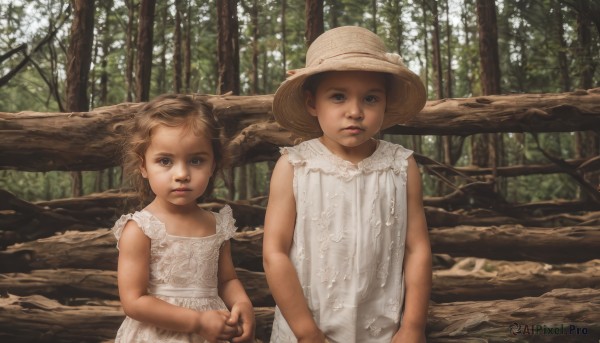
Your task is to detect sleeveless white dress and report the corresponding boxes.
[112,205,237,343]
[270,139,411,343]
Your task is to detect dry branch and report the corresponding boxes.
[2,89,600,171]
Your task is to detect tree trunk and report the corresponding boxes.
[280,0,287,79]
[444,0,452,99]
[305,0,324,46]
[183,0,192,92]
[554,2,571,92]
[431,0,443,99]
[420,0,429,93]
[173,0,182,93]
[216,0,240,95]
[157,3,168,93]
[371,0,377,33]
[216,0,240,200]
[66,0,95,198]
[475,0,501,175]
[136,0,156,102]
[99,1,112,106]
[125,0,136,102]
[250,0,259,95]
[475,0,501,95]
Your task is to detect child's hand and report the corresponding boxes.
[195,310,239,342]
[392,325,426,343]
[226,301,255,342]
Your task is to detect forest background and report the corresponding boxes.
[1,0,599,206]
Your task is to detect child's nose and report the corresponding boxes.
[346,99,364,119]
[174,163,190,182]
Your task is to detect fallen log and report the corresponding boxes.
[2,224,597,273]
[2,89,600,171]
[430,225,600,263]
[3,259,598,305]
[0,267,274,307]
[0,194,267,246]
[428,288,600,342]
[0,294,275,343]
[0,229,266,273]
[431,258,600,302]
[1,288,598,342]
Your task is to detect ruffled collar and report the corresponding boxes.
[283,138,410,181]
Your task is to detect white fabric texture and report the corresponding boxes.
[112,205,237,343]
[270,138,411,343]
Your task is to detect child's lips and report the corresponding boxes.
[172,187,191,192]
[343,126,364,133]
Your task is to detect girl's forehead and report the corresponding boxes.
[147,125,212,150]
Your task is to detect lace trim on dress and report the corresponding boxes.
[112,205,237,247]
[281,139,412,181]
[112,211,167,248]
[215,205,237,240]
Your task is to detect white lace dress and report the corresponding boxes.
[112,205,237,343]
[270,139,411,343]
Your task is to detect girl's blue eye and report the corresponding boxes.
[190,158,203,166]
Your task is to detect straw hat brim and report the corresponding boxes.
[273,54,427,138]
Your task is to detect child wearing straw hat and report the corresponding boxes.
[263,26,432,343]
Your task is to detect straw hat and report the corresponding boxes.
[273,26,427,137]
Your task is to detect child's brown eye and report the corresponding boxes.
[190,158,203,166]
[365,95,378,103]
[331,93,345,101]
[158,158,171,166]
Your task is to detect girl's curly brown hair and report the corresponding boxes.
[122,94,225,208]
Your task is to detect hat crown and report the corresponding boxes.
[305,26,387,67]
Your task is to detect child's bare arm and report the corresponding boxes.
[394,156,431,342]
[117,221,238,340]
[218,241,255,342]
[263,155,326,342]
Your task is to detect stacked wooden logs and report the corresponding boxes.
[1,90,600,342]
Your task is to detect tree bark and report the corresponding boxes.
[125,0,136,102]
[216,0,240,95]
[431,0,443,99]
[136,0,156,102]
[475,0,501,95]
[173,0,183,93]
[66,0,95,198]
[305,0,324,46]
